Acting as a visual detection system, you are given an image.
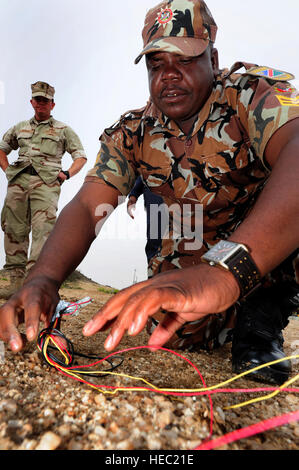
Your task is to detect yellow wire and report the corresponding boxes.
[151,355,299,394]
[225,373,299,410]
[42,346,299,401]
[48,336,71,365]
[40,333,299,409]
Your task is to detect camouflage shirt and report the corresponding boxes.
[0,116,86,184]
[86,62,299,276]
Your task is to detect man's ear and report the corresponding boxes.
[211,47,219,77]
[51,101,56,110]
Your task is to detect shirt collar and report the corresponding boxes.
[30,115,54,126]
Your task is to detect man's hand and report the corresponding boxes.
[83,263,240,351]
[127,195,137,219]
[0,277,60,352]
[57,171,68,184]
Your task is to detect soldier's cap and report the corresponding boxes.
[31,81,55,100]
[135,0,217,64]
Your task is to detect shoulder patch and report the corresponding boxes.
[246,66,295,82]
[276,94,299,107]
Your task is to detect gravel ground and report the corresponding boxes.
[0,273,298,451]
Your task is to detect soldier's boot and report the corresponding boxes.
[232,282,299,385]
[0,268,26,300]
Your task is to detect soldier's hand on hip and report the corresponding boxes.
[83,263,241,352]
[0,277,60,352]
[57,171,68,184]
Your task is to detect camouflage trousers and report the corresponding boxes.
[1,172,61,272]
[146,251,299,352]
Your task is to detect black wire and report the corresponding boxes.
[37,325,124,378]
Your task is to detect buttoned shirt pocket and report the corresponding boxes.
[202,141,254,181]
[139,163,173,196]
[198,142,262,207]
[17,130,34,155]
[40,134,60,156]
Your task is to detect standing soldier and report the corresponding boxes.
[0,81,87,299]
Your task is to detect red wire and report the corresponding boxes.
[195,410,299,450]
[45,339,299,450]
[61,299,91,317]
[49,333,72,363]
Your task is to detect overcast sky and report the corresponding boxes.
[0,0,298,289]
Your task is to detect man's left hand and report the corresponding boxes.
[57,171,68,184]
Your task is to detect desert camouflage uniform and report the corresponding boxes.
[0,116,86,271]
[85,63,299,350]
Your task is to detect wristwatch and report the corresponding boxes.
[62,170,70,180]
[201,240,261,298]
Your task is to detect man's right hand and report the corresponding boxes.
[0,277,60,352]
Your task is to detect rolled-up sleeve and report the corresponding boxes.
[0,126,19,155]
[63,126,87,161]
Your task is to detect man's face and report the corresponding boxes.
[146,47,219,133]
[30,96,55,121]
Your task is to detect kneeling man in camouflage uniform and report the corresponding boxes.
[0,82,87,298]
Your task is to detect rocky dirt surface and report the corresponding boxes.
[0,271,298,451]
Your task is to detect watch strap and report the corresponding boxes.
[62,170,70,180]
[226,249,261,298]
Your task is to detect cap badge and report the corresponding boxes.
[157,8,174,27]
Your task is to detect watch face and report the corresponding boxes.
[202,241,248,268]
[207,241,236,262]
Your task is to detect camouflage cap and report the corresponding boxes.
[135,0,217,64]
[31,81,55,100]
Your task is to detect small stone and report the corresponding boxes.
[57,424,72,437]
[147,435,162,450]
[157,410,173,429]
[94,394,106,406]
[109,422,119,433]
[216,407,226,423]
[35,432,62,450]
[0,399,17,414]
[44,408,55,418]
[94,425,107,437]
[115,439,134,450]
[20,423,33,438]
[82,394,91,404]
[20,439,37,450]
[293,425,299,438]
[67,439,83,450]
[124,403,135,413]
[0,437,13,450]
[285,395,298,405]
